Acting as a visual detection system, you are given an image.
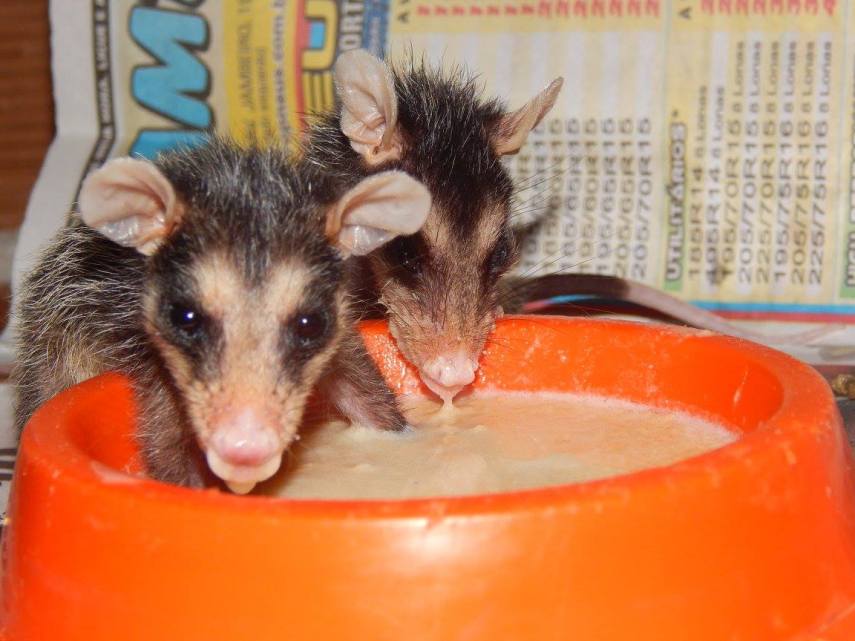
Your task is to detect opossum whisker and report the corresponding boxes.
[512,174,562,198]
[512,161,567,190]
[508,207,551,222]
[483,334,514,351]
[509,200,553,215]
[516,250,597,281]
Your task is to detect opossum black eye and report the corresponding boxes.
[169,304,206,339]
[386,235,422,275]
[291,312,328,348]
[487,234,513,275]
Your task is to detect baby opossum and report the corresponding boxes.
[303,50,837,398]
[13,138,430,494]
[302,49,563,401]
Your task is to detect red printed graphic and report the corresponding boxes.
[415,1,661,19]
[700,0,836,15]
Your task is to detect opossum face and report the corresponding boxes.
[78,144,430,492]
[373,197,519,402]
[145,250,343,494]
[322,50,562,400]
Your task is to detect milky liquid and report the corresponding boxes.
[258,393,738,500]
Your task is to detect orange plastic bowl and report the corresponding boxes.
[3,317,855,640]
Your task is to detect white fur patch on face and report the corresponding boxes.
[192,253,313,400]
[420,216,452,254]
[263,261,314,320]
[192,253,311,338]
[419,202,505,267]
[193,252,243,319]
[473,205,506,255]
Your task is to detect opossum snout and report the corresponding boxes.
[422,351,477,388]
[205,407,285,494]
[384,285,496,402]
[209,408,280,466]
[419,351,478,402]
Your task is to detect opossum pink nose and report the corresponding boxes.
[209,409,279,467]
[422,352,478,388]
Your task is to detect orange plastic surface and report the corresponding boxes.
[3,317,855,640]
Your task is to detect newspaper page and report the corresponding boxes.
[3,0,855,510]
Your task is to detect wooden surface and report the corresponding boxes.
[0,0,53,231]
[0,0,52,327]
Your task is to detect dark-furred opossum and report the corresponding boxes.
[302,49,563,401]
[303,50,838,402]
[13,138,430,494]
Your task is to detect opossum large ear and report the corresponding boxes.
[78,158,180,256]
[333,49,401,165]
[490,77,564,156]
[326,171,431,257]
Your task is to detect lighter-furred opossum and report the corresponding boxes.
[13,138,431,494]
[302,49,563,402]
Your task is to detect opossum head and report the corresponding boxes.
[308,50,562,401]
[77,140,430,492]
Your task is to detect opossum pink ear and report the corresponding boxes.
[326,171,431,257]
[490,77,564,156]
[333,49,401,166]
[78,158,181,256]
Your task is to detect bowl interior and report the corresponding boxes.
[56,316,788,502]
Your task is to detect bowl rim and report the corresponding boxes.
[19,315,839,520]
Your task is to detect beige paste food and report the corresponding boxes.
[258,393,737,500]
